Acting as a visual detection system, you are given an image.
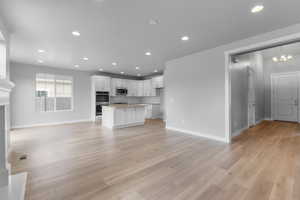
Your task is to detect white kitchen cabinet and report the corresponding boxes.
[114,108,127,126]
[137,81,144,97]
[102,105,146,129]
[127,80,138,96]
[122,79,128,88]
[110,79,116,96]
[152,75,164,89]
[113,78,123,88]
[91,75,111,121]
[103,76,163,97]
[111,78,129,96]
[92,75,111,92]
[143,79,152,96]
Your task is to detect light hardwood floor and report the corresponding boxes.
[9,120,300,200]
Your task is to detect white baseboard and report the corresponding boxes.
[166,126,227,143]
[0,172,27,200]
[11,119,92,129]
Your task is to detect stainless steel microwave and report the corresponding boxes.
[116,88,128,96]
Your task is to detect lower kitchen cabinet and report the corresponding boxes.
[102,105,146,129]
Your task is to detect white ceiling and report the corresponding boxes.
[1,0,300,76]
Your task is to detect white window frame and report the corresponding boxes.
[35,73,74,112]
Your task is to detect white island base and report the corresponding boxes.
[102,104,146,129]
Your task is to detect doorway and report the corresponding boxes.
[228,41,300,141]
[271,72,299,122]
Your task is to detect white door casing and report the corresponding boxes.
[248,66,256,127]
[271,73,299,122]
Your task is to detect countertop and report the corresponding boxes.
[103,104,147,109]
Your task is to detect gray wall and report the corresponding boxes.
[264,55,300,118]
[10,62,92,128]
[165,23,300,142]
[251,52,265,123]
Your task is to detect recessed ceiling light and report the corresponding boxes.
[181,36,189,41]
[137,74,141,76]
[251,4,264,13]
[72,31,81,36]
[135,66,140,70]
[120,72,124,74]
[145,52,152,56]
[154,69,158,73]
[112,62,117,66]
[38,49,45,53]
[82,57,89,61]
[287,55,293,59]
[149,19,159,25]
[74,65,79,68]
[38,60,44,63]
[99,68,103,71]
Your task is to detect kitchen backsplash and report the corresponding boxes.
[110,96,142,104]
[141,96,161,104]
[110,96,161,104]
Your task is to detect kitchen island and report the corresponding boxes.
[102,104,146,129]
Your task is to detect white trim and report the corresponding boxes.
[11,119,92,129]
[224,52,231,143]
[225,32,300,144]
[166,126,227,143]
[0,172,27,200]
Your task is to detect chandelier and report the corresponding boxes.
[272,54,293,62]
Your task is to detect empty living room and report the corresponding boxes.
[1,0,300,199]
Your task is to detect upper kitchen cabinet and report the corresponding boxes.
[152,75,164,89]
[93,75,164,97]
[112,78,128,88]
[127,80,138,96]
[111,78,129,96]
[112,78,123,88]
[92,75,111,92]
[143,79,153,96]
[137,80,144,97]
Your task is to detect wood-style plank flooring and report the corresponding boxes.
[9,120,300,200]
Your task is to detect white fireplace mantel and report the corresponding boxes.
[0,78,27,200]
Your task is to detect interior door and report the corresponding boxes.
[272,74,299,122]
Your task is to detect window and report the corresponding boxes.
[35,73,73,112]
[0,43,6,79]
